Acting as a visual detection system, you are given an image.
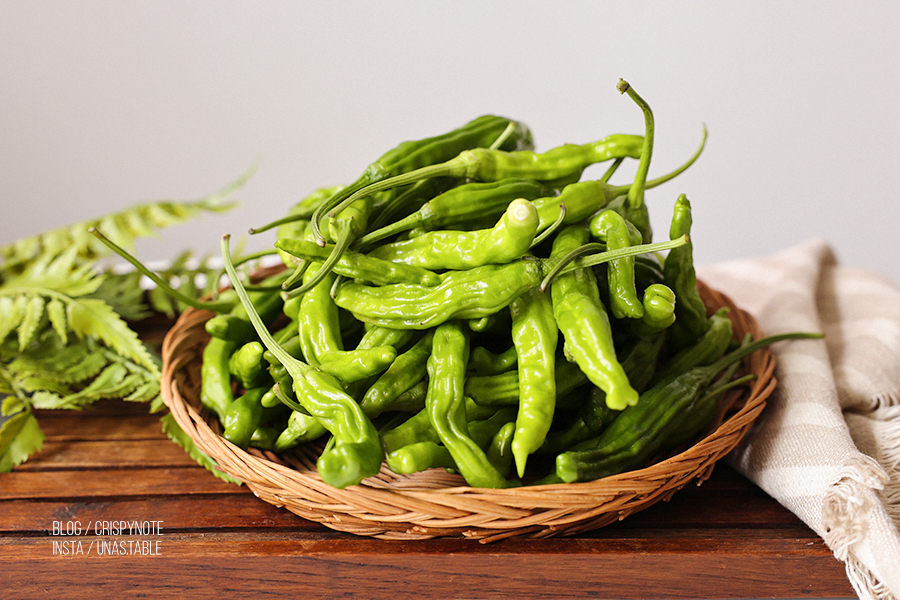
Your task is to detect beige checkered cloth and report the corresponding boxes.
[698,239,900,600]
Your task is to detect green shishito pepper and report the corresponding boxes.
[200,337,239,422]
[221,236,383,489]
[298,114,536,292]
[358,178,556,246]
[509,287,558,477]
[549,225,638,411]
[367,198,540,271]
[276,238,442,288]
[425,322,514,489]
[554,331,823,483]
[329,236,689,330]
[664,193,712,349]
[589,209,644,320]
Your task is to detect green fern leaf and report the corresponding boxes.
[10,342,108,386]
[17,295,46,351]
[0,410,45,471]
[16,373,73,396]
[66,298,159,376]
[124,379,161,403]
[46,296,69,343]
[28,390,68,410]
[88,271,151,322]
[160,413,242,485]
[30,362,130,409]
[0,296,27,343]
[0,408,45,472]
[2,394,27,416]
[3,247,103,298]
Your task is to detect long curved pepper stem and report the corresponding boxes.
[295,197,372,296]
[311,161,451,244]
[315,133,647,244]
[488,120,518,150]
[601,157,625,184]
[89,227,235,313]
[530,201,567,249]
[618,78,655,243]
[281,261,311,291]
[248,214,301,235]
[538,235,689,292]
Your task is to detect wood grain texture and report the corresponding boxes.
[1,399,856,599]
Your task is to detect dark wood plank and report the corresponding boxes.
[13,439,197,470]
[0,531,856,599]
[36,412,167,441]
[0,494,305,533]
[0,467,243,500]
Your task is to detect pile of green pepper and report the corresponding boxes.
[108,80,819,490]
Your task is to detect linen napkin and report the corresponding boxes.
[697,239,900,600]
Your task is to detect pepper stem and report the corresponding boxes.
[538,235,689,292]
[89,227,235,313]
[618,78,654,242]
[530,201,568,249]
[285,224,353,297]
[221,234,311,378]
[313,161,454,243]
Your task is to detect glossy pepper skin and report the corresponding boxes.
[228,341,270,390]
[385,406,516,475]
[275,238,442,287]
[204,284,285,344]
[314,114,535,237]
[538,333,665,455]
[549,225,638,411]
[296,265,344,367]
[368,199,540,271]
[359,178,557,246]
[306,115,536,287]
[651,307,733,385]
[223,386,271,450]
[332,259,544,330]
[508,287,558,477]
[663,194,712,349]
[324,134,645,227]
[200,337,239,421]
[553,332,821,483]
[425,321,514,488]
[222,236,383,489]
[626,283,677,337]
[463,360,588,407]
[589,210,644,320]
[359,331,433,418]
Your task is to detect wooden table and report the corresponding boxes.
[1,394,856,600]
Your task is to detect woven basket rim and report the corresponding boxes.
[160,279,775,541]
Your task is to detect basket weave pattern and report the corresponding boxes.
[161,281,775,542]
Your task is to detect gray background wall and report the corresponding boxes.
[3,1,899,286]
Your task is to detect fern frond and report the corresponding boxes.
[0,408,45,472]
[2,246,103,298]
[0,165,252,268]
[124,380,161,404]
[88,271,151,322]
[66,297,160,375]
[16,373,73,396]
[10,337,108,386]
[46,297,68,343]
[17,295,46,351]
[0,296,27,343]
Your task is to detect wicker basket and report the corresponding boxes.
[160,280,775,543]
